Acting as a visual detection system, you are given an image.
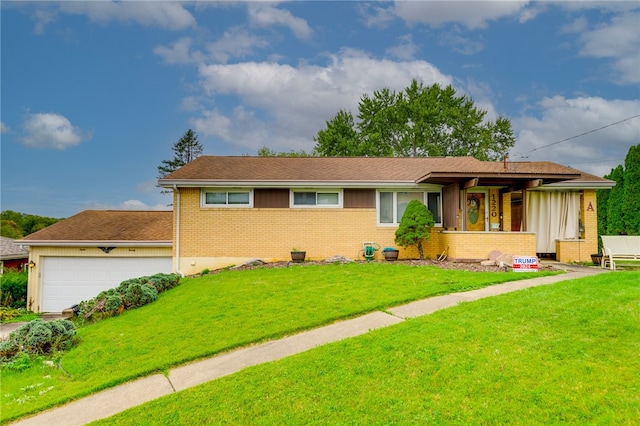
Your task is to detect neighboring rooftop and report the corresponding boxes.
[19,210,173,244]
[0,236,29,260]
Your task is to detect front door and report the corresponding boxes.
[466,192,487,231]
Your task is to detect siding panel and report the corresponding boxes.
[254,188,289,208]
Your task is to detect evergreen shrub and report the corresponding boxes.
[0,319,77,364]
[77,273,180,322]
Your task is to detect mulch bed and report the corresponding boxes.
[198,258,561,276]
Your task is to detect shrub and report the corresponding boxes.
[395,199,435,260]
[0,319,77,365]
[77,273,180,322]
[0,268,28,308]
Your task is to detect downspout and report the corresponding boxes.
[173,185,184,277]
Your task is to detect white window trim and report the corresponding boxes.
[376,189,442,227]
[201,188,254,208]
[290,189,343,208]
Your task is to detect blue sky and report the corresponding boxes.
[1,1,639,218]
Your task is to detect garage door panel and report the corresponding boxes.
[42,257,172,312]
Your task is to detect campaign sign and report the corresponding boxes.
[512,256,539,272]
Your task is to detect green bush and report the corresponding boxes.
[0,319,77,365]
[0,269,28,308]
[77,273,180,322]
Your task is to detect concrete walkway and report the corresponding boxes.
[8,265,606,425]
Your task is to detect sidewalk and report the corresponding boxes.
[8,265,607,425]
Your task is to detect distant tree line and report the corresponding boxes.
[0,211,61,239]
[597,144,640,239]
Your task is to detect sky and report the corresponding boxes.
[1,1,639,218]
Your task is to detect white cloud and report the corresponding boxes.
[30,1,196,33]
[192,49,453,153]
[206,27,270,63]
[20,112,91,150]
[438,27,485,55]
[386,34,418,60]
[575,12,640,84]
[247,3,312,39]
[392,1,531,29]
[512,96,640,176]
[0,122,10,134]
[358,3,397,29]
[154,37,200,65]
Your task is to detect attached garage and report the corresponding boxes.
[41,256,172,312]
[19,210,174,313]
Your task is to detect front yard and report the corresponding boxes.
[99,271,640,425]
[1,262,553,422]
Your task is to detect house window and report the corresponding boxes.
[291,190,342,208]
[202,189,252,207]
[378,190,442,225]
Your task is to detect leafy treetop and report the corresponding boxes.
[313,79,515,160]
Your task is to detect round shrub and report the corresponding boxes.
[124,282,143,308]
[139,284,158,306]
[105,293,124,315]
[24,320,53,353]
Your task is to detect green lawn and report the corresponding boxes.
[1,263,552,422]
[95,272,640,425]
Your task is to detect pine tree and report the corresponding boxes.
[394,200,435,260]
[157,129,203,178]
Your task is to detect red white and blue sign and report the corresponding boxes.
[512,256,539,272]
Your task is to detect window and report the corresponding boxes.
[378,190,442,225]
[291,190,342,208]
[202,189,252,207]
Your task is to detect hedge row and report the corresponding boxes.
[77,273,181,322]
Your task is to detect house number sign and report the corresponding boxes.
[490,193,498,217]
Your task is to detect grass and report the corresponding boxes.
[0,262,554,422]
[94,272,640,425]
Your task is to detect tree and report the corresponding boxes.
[256,147,312,157]
[157,129,203,178]
[0,210,61,238]
[622,144,640,235]
[605,165,625,235]
[313,79,515,160]
[394,200,435,260]
[312,110,364,156]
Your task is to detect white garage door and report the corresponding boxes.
[41,257,173,312]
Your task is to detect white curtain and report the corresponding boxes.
[526,192,580,253]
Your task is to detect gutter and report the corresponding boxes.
[16,241,172,247]
[174,185,184,277]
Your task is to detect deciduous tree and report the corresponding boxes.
[313,79,515,160]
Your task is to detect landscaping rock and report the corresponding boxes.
[480,260,497,266]
[488,250,502,261]
[325,255,354,263]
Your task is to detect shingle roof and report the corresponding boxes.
[158,156,612,186]
[0,236,29,260]
[19,211,173,243]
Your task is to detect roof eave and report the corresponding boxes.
[16,240,173,247]
[539,181,616,190]
[159,179,425,188]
